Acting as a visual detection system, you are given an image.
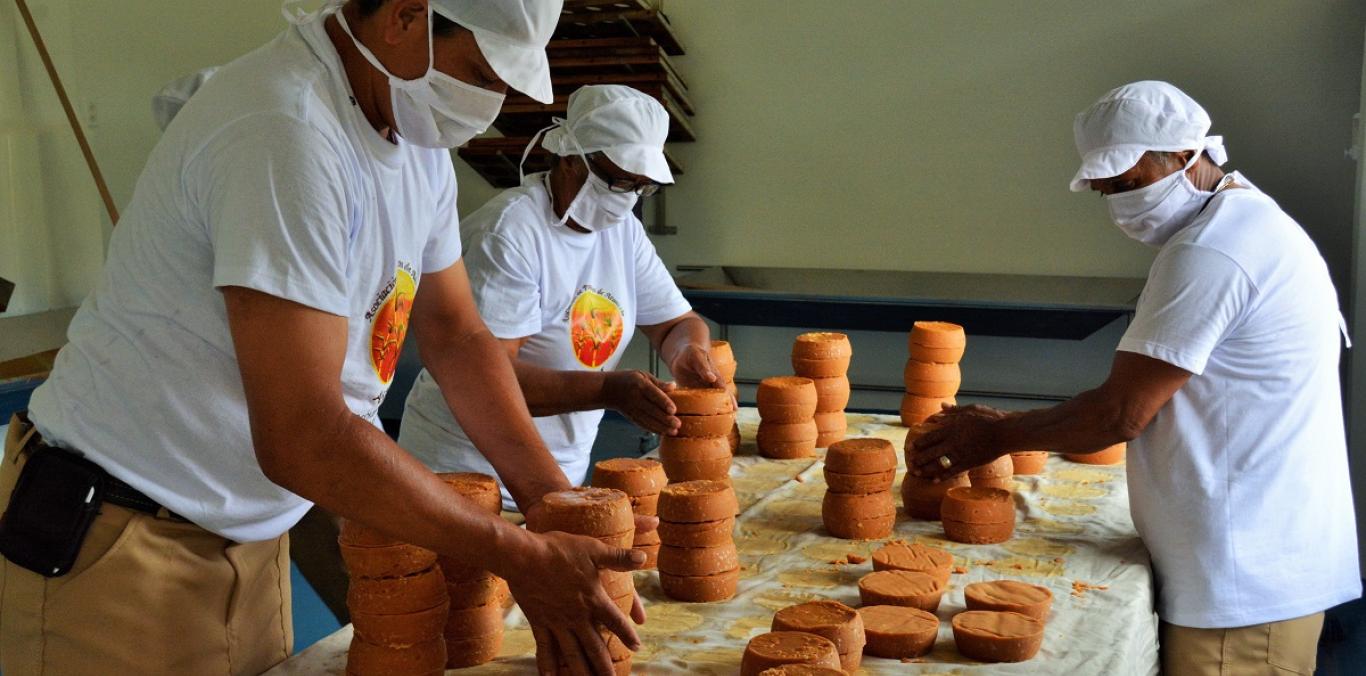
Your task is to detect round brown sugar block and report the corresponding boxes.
[660,567,739,602]
[438,472,502,515]
[630,492,660,517]
[658,516,735,547]
[900,394,955,427]
[858,570,946,612]
[658,542,740,577]
[636,542,660,569]
[909,321,966,349]
[791,332,853,360]
[351,599,448,647]
[676,412,737,439]
[443,599,505,638]
[823,492,896,540]
[965,580,1053,622]
[771,599,867,669]
[824,467,895,495]
[338,519,400,548]
[872,542,953,584]
[669,387,734,415]
[436,554,493,583]
[592,458,667,497]
[968,454,1014,482]
[1010,451,1049,475]
[758,665,846,676]
[951,610,1044,663]
[446,574,508,610]
[904,360,962,398]
[347,566,447,615]
[741,631,842,676]
[909,341,965,364]
[718,360,739,383]
[726,380,740,400]
[827,438,897,475]
[793,355,852,379]
[710,339,736,367]
[339,542,438,580]
[813,410,847,433]
[758,420,819,459]
[757,377,819,423]
[595,529,635,549]
[827,511,895,540]
[903,359,961,385]
[859,604,939,659]
[346,635,445,676]
[659,480,739,523]
[815,429,846,450]
[811,375,852,412]
[941,486,1014,524]
[537,487,634,537]
[633,526,661,547]
[660,434,732,460]
[900,473,970,520]
[445,632,502,669]
[1066,442,1126,465]
[943,518,1015,544]
[661,455,733,483]
[611,590,635,615]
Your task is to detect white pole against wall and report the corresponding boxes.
[1349,24,1366,577]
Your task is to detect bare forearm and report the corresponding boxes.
[990,388,1136,455]
[657,315,710,367]
[512,361,611,416]
[420,328,571,510]
[259,411,532,577]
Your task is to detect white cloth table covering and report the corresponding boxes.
[268,409,1158,675]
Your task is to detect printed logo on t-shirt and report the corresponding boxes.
[367,263,417,384]
[566,285,623,369]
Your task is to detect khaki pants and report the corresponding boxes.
[0,414,293,675]
[1161,612,1323,676]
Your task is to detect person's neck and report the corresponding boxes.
[1188,157,1227,192]
[324,8,397,144]
[547,164,591,234]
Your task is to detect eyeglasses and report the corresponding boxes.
[587,154,662,197]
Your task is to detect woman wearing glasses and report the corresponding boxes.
[399,85,720,508]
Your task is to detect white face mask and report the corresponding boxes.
[565,172,639,232]
[1105,152,1211,248]
[335,9,503,149]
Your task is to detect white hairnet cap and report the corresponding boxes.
[151,67,218,131]
[541,85,673,184]
[432,0,561,104]
[1070,80,1227,192]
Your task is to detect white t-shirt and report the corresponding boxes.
[400,173,690,508]
[27,15,463,542]
[1118,172,1360,628]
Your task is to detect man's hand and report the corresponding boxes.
[927,403,1012,426]
[603,371,680,436]
[501,530,647,676]
[908,414,1008,481]
[666,342,721,389]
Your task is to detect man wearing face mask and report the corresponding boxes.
[3,2,651,675]
[400,85,719,508]
[907,81,1359,674]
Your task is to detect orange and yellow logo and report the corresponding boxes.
[569,289,623,369]
[370,268,416,384]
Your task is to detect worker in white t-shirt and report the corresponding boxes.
[400,85,720,508]
[908,81,1360,675]
[3,3,648,675]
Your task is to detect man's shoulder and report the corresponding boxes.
[171,31,346,156]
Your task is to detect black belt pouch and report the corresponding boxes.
[0,445,105,577]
